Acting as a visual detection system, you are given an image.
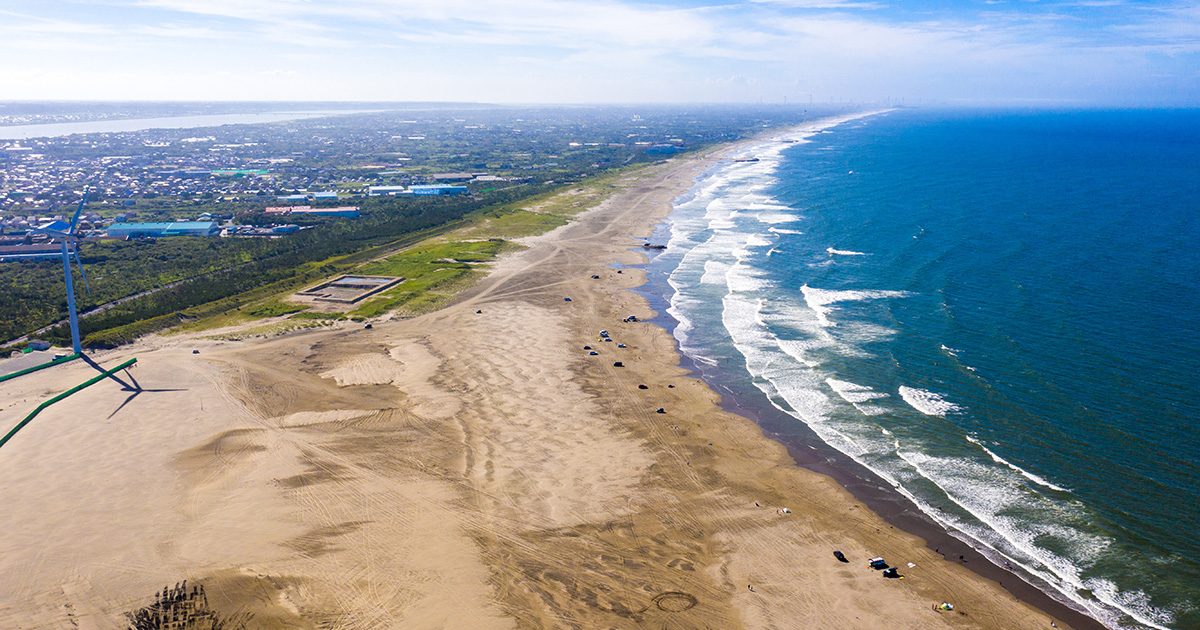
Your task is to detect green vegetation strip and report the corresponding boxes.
[0,353,80,384]
[0,357,138,451]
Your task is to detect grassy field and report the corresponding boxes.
[117,161,662,341]
[345,239,516,318]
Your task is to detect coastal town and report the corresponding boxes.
[0,106,758,251]
[0,104,820,349]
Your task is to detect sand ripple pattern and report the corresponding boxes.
[430,301,653,529]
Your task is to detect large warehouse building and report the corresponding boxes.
[106,221,220,238]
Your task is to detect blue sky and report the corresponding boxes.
[1,0,1197,104]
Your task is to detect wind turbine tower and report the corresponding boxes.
[30,189,92,354]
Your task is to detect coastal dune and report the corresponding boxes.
[0,147,1076,629]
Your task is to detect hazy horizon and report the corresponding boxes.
[3,0,1198,107]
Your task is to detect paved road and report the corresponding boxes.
[0,350,63,378]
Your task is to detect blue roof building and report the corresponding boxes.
[107,221,219,238]
[408,185,469,196]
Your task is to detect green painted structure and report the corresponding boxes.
[0,357,137,451]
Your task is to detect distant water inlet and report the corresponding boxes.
[649,109,1200,630]
[0,110,372,140]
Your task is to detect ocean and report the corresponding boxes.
[644,108,1200,630]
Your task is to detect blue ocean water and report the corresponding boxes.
[649,109,1200,630]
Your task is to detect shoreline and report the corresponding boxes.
[651,313,1108,630]
[634,121,1108,630]
[0,119,1101,629]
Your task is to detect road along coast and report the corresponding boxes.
[0,128,1090,629]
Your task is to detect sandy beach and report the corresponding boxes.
[0,142,1084,629]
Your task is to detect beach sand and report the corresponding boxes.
[0,148,1081,629]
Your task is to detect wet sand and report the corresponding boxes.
[0,142,1085,629]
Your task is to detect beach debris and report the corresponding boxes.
[834,550,848,563]
[668,384,675,388]
[476,309,482,314]
[584,345,592,350]
[589,351,599,356]
[883,567,902,579]
[613,361,624,367]
[778,507,791,514]
[591,274,600,279]
[868,557,888,570]
[604,338,613,342]
[617,343,626,348]
[564,297,572,301]
[908,562,916,568]
[656,407,666,414]
[191,349,199,354]
[617,270,623,274]
[599,330,609,337]
[364,323,373,329]
[937,603,954,612]
[638,384,649,389]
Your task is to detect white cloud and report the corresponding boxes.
[0,0,1195,103]
[749,0,885,9]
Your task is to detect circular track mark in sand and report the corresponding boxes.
[653,591,698,612]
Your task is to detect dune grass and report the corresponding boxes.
[145,163,659,339]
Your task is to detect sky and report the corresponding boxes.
[1,0,1198,105]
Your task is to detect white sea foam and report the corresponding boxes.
[707,217,737,230]
[826,378,890,403]
[898,386,960,416]
[700,260,730,285]
[744,202,791,212]
[665,295,698,344]
[827,378,893,416]
[827,247,867,256]
[690,354,720,367]
[893,449,1172,630]
[756,212,800,224]
[769,227,803,235]
[965,435,1069,492]
[776,338,822,368]
[938,345,982,374]
[800,285,912,327]
[745,234,774,247]
[725,263,769,292]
